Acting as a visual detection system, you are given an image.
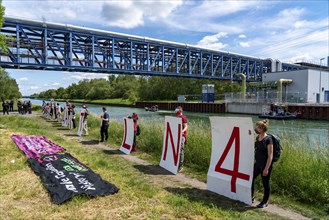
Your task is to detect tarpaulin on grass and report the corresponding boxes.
[11,135,65,158]
[28,153,119,204]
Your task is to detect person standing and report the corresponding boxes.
[9,100,14,112]
[56,103,62,122]
[71,105,76,129]
[27,101,32,114]
[100,107,109,142]
[1,100,4,115]
[82,105,89,135]
[129,113,139,152]
[17,100,22,114]
[175,106,188,172]
[2,101,9,115]
[49,102,54,119]
[252,119,274,208]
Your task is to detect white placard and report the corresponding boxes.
[56,105,61,122]
[77,109,86,136]
[68,110,73,130]
[62,106,68,127]
[119,117,134,154]
[207,117,254,205]
[159,116,183,175]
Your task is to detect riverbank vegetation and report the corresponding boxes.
[0,68,22,101]
[33,75,241,103]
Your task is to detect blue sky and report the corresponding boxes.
[2,0,329,95]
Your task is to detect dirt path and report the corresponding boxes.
[36,113,310,220]
[0,111,38,118]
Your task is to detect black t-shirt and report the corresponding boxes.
[255,135,273,168]
[102,112,109,126]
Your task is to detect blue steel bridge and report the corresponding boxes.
[0,17,305,81]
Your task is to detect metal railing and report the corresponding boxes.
[224,91,309,104]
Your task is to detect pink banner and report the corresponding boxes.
[11,135,65,158]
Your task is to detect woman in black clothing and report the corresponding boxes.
[252,119,273,208]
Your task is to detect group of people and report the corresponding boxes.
[145,105,159,112]
[42,100,80,130]
[269,102,290,116]
[2,99,32,115]
[41,101,273,209]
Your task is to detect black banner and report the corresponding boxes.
[29,153,119,204]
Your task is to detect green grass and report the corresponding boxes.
[79,114,329,218]
[55,98,134,106]
[0,115,285,219]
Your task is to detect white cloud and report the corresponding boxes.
[163,0,268,33]
[43,83,48,87]
[2,0,263,33]
[253,21,328,61]
[288,53,315,63]
[101,2,145,28]
[52,82,60,86]
[17,77,28,82]
[3,0,182,29]
[239,42,250,48]
[101,0,182,28]
[63,72,108,81]
[262,8,305,29]
[196,32,228,50]
[30,86,39,90]
[101,1,183,28]
[3,1,328,66]
[3,1,101,26]
[224,6,329,63]
[180,1,262,19]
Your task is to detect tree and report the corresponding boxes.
[0,0,6,52]
[0,68,22,100]
[56,87,66,99]
[34,74,241,102]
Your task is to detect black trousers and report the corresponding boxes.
[251,163,273,203]
[72,119,76,129]
[3,108,9,115]
[133,131,137,147]
[100,125,109,141]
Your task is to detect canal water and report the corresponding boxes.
[27,99,328,147]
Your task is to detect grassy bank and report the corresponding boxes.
[55,98,134,106]
[0,115,285,219]
[77,114,328,218]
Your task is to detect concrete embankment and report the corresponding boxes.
[135,101,329,120]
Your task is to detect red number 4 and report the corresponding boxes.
[215,127,250,193]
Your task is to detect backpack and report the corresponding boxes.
[265,134,282,162]
[136,125,141,136]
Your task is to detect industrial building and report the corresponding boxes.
[262,63,329,103]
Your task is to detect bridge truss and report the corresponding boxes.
[0,17,305,81]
